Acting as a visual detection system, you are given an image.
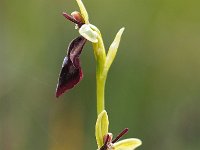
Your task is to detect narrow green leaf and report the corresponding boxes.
[104,27,125,72]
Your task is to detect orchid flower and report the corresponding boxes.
[55,0,98,97]
[96,110,142,150]
[56,0,124,98]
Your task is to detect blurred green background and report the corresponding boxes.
[1,0,200,150]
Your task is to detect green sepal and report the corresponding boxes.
[76,0,89,24]
[113,138,142,150]
[95,110,109,148]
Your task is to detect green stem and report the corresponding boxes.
[92,30,107,115]
[96,70,107,115]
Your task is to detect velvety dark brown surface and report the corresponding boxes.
[56,36,86,97]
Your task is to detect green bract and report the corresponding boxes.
[104,27,125,73]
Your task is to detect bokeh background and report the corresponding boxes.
[1,0,200,150]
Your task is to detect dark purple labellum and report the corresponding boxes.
[55,57,83,97]
[56,36,87,97]
[69,36,87,68]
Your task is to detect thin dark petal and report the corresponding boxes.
[63,12,84,27]
[63,12,81,25]
[112,128,129,144]
[68,36,87,68]
[55,57,83,98]
[100,134,110,150]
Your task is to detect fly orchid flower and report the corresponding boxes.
[56,0,124,98]
[55,0,98,97]
[96,110,142,150]
[56,0,103,97]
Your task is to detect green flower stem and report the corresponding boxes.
[90,26,125,116]
[96,73,107,115]
[92,29,107,115]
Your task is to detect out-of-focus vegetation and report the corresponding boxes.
[0,0,200,150]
